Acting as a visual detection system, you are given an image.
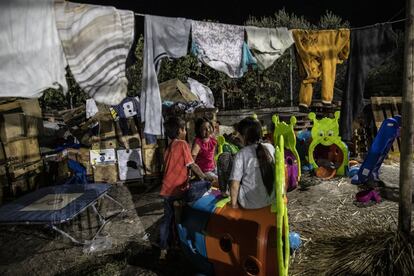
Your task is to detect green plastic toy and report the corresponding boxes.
[272,115,301,178]
[214,135,239,161]
[308,111,349,176]
[274,135,290,276]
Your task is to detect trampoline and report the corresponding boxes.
[0,183,125,244]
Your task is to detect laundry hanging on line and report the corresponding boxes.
[55,1,135,106]
[292,28,350,108]
[141,15,191,136]
[191,21,246,78]
[339,23,398,142]
[0,0,68,98]
[245,26,294,70]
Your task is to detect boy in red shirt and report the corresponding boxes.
[159,116,216,260]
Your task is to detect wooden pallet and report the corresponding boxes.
[278,111,313,132]
[370,96,402,155]
[309,100,341,118]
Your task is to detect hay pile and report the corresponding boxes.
[288,173,414,275]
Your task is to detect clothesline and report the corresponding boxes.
[133,12,406,30]
[350,18,406,30]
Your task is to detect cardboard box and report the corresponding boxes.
[0,144,5,165]
[117,149,143,180]
[0,166,7,204]
[67,148,92,176]
[0,165,6,176]
[91,137,118,150]
[9,173,40,197]
[77,148,93,176]
[8,160,43,180]
[0,179,4,204]
[10,177,28,196]
[3,137,41,165]
[119,133,141,149]
[98,116,116,138]
[0,113,26,142]
[19,99,42,118]
[47,159,70,184]
[142,144,164,176]
[93,163,118,183]
[25,115,41,137]
[90,149,116,165]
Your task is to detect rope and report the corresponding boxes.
[350,18,406,30]
[134,12,407,30]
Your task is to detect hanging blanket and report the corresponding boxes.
[55,2,134,105]
[0,0,67,98]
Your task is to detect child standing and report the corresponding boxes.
[159,116,216,260]
[191,117,218,178]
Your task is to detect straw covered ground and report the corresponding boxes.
[289,163,414,276]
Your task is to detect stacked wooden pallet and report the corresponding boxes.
[0,98,43,203]
[370,96,402,160]
[351,120,370,159]
[278,111,312,132]
[308,100,341,118]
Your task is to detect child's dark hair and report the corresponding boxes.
[195,117,213,138]
[236,117,274,195]
[164,116,186,140]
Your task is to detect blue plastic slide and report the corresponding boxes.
[352,115,401,184]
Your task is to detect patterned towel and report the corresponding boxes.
[191,21,245,78]
[55,2,134,105]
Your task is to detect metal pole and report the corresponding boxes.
[221,89,225,110]
[398,0,414,237]
[290,48,293,107]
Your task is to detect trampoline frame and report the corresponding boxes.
[50,193,125,245]
[0,185,126,245]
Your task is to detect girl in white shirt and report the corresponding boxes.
[229,117,275,209]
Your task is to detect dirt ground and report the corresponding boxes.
[0,162,412,276]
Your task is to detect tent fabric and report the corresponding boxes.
[0,0,68,98]
[0,184,111,224]
[191,21,245,78]
[55,1,134,106]
[141,15,191,136]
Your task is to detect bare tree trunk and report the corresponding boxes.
[399,0,414,236]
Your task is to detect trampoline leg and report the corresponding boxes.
[91,203,106,226]
[49,194,126,245]
[104,194,126,213]
[50,225,83,245]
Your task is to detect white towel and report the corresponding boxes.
[55,1,134,106]
[0,0,67,98]
[245,26,294,70]
[192,21,244,78]
[141,15,191,135]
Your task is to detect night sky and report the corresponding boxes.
[74,0,407,30]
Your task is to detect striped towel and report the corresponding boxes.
[55,2,134,105]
